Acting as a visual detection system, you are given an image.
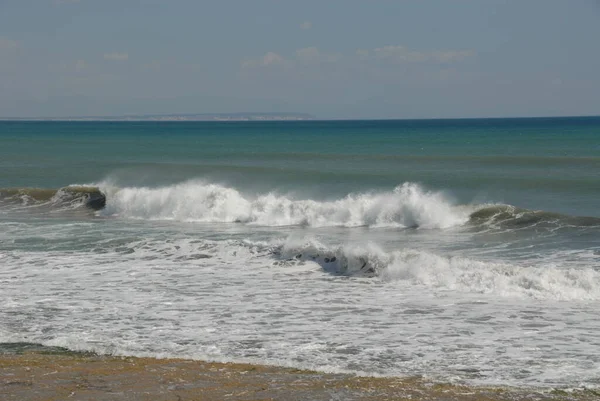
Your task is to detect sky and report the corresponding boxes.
[1,0,600,119]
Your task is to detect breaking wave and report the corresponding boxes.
[99,181,469,228]
[0,186,105,210]
[4,181,599,231]
[269,238,600,301]
[87,233,599,301]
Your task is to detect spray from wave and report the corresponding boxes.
[98,181,469,228]
[4,180,599,229]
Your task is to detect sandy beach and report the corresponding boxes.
[1,346,598,401]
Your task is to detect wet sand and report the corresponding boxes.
[1,346,598,401]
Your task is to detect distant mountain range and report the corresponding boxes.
[1,112,314,121]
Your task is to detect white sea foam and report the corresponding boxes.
[273,237,600,301]
[4,181,600,388]
[3,235,600,388]
[85,232,600,301]
[98,181,469,228]
[3,224,600,388]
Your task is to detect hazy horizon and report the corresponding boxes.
[1,1,600,119]
[2,113,600,121]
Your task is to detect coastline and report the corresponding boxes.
[1,345,597,401]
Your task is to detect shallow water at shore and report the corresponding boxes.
[2,344,599,401]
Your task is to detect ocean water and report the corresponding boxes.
[1,118,599,388]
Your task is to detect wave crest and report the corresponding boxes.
[100,181,468,228]
[469,205,600,229]
[0,186,105,210]
[273,238,600,301]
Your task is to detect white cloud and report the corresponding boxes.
[242,52,287,68]
[431,50,475,62]
[371,45,474,63]
[75,59,86,72]
[0,37,18,51]
[300,21,312,30]
[262,52,284,65]
[104,52,129,61]
[296,47,341,63]
[356,49,370,59]
[374,45,421,62]
[296,47,319,61]
[241,45,472,75]
[243,47,341,70]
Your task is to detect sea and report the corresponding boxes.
[1,117,599,389]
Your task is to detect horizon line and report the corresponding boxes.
[1,114,599,122]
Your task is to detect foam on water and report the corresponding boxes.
[1,214,600,388]
[2,234,600,388]
[272,237,600,301]
[2,118,600,389]
[2,180,600,389]
[98,181,469,228]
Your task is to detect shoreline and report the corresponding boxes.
[1,345,598,400]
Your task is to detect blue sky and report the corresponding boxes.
[1,0,599,119]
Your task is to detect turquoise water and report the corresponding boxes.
[1,117,600,388]
[1,118,599,216]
